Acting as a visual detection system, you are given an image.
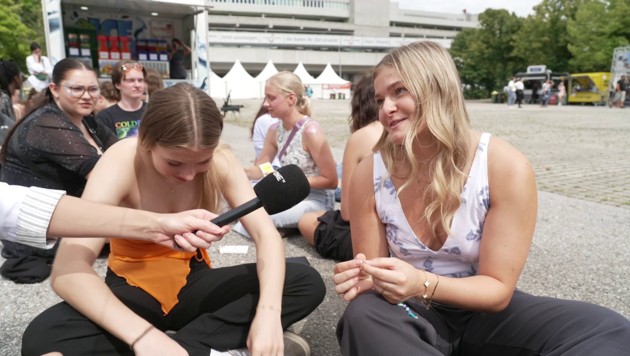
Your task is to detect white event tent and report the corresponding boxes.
[292,62,316,85]
[255,60,279,98]
[222,59,258,99]
[312,63,351,99]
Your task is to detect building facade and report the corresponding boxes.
[205,0,478,80]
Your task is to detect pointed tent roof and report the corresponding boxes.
[292,62,316,84]
[222,60,258,99]
[255,59,278,82]
[222,59,255,81]
[314,63,350,85]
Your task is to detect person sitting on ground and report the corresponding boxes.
[0,59,22,144]
[21,83,325,356]
[96,60,146,139]
[0,58,117,270]
[25,42,53,93]
[250,100,280,168]
[332,40,630,356]
[93,80,118,114]
[236,71,338,238]
[143,67,165,102]
[297,73,383,261]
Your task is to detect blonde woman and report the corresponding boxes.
[22,83,325,356]
[237,71,337,237]
[333,41,630,355]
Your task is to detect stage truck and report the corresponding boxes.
[41,0,212,88]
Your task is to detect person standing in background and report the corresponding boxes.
[96,60,146,139]
[507,77,516,107]
[515,77,524,108]
[25,42,53,93]
[168,38,191,80]
[557,81,566,106]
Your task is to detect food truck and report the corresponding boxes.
[41,0,211,87]
[514,65,569,104]
[567,72,610,106]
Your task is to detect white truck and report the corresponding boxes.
[41,0,212,87]
[610,46,630,107]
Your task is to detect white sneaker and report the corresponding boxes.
[283,331,311,356]
[209,331,310,356]
[209,348,249,356]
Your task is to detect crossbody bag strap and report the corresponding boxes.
[277,116,308,162]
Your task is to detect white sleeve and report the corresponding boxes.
[25,55,37,75]
[43,56,53,76]
[0,183,66,249]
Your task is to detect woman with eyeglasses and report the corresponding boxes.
[0,58,117,273]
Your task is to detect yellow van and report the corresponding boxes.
[568,72,611,105]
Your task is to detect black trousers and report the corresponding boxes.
[337,290,630,356]
[22,260,326,356]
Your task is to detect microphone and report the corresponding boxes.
[211,164,310,226]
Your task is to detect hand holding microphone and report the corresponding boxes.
[175,165,309,250]
[211,164,310,226]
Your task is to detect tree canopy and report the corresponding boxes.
[0,0,44,72]
[451,0,630,98]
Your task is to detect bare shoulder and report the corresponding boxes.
[211,143,241,177]
[486,134,536,193]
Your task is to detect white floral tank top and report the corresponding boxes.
[373,133,491,277]
[276,117,319,177]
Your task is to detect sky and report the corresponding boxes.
[395,0,542,17]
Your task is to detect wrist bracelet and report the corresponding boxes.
[258,162,274,176]
[418,272,439,310]
[129,325,154,350]
[257,304,281,313]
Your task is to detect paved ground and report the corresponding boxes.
[1,101,628,355]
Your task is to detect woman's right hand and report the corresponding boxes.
[133,328,189,356]
[333,253,373,301]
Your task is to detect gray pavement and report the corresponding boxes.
[1,102,629,355]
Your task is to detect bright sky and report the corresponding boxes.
[395,0,542,17]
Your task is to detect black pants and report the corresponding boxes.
[516,90,524,107]
[337,290,630,356]
[22,260,326,356]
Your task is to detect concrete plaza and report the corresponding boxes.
[1,101,628,355]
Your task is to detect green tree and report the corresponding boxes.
[0,0,42,72]
[567,0,630,72]
[512,0,582,73]
[450,9,524,98]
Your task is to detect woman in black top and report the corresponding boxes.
[0,58,117,261]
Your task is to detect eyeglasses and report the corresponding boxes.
[62,85,101,98]
[121,62,144,72]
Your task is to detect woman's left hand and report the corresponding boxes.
[361,257,423,304]
[247,309,284,355]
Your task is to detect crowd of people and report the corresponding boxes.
[1,40,629,356]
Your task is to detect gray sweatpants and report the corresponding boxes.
[337,290,630,356]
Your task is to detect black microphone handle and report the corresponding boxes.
[210,197,264,227]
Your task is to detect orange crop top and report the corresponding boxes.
[108,239,211,314]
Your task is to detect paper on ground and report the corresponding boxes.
[219,245,249,254]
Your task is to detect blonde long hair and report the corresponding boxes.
[138,83,225,212]
[375,41,471,238]
[266,71,312,117]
